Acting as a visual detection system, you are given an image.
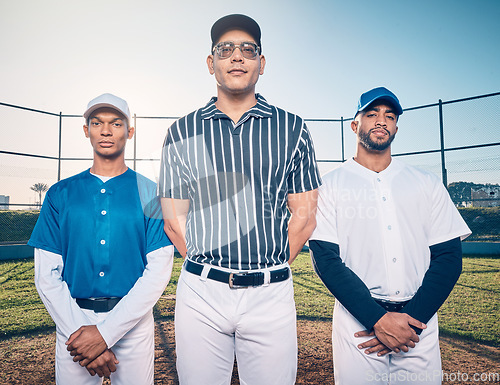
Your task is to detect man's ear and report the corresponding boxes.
[207,55,215,75]
[83,124,90,138]
[259,55,266,75]
[127,126,135,139]
[351,120,358,134]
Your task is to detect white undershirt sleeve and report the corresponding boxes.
[96,245,175,348]
[34,248,90,340]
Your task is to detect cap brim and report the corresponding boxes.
[360,97,403,116]
[84,103,129,121]
[211,14,261,48]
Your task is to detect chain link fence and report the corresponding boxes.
[1,93,499,245]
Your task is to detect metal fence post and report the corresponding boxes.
[133,113,137,171]
[438,99,448,188]
[340,117,345,162]
[57,112,62,181]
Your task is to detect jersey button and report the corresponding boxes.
[396,290,400,295]
[377,178,381,182]
[382,196,387,201]
[100,239,106,245]
[100,188,106,194]
[99,272,105,277]
[101,210,107,215]
[387,225,392,230]
[393,258,397,263]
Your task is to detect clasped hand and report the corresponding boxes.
[66,325,119,377]
[354,312,426,356]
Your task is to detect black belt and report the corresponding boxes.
[185,259,290,288]
[374,298,410,312]
[76,297,122,313]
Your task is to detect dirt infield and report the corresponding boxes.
[1,319,499,384]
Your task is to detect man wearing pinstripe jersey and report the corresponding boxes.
[158,14,321,385]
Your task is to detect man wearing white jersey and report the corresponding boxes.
[309,87,471,384]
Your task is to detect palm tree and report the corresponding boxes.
[30,183,49,206]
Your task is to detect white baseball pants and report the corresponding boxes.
[55,308,155,385]
[332,301,442,385]
[175,262,298,385]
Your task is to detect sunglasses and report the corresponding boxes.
[212,41,260,59]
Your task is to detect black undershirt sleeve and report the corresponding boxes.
[309,239,387,330]
[402,237,463,327]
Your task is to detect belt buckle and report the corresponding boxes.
[229,272,244,289]
[229,272,264,288]
[375,299,407,312]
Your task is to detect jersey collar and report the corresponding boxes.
[200,93,273,121]
[347,157,404,179]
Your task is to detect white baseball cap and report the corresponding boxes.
[83,93,131,122]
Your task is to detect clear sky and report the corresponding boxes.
[1,0,499,204]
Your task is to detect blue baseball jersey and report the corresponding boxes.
[28,168,171,298]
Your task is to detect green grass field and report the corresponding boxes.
[1,253,498,346]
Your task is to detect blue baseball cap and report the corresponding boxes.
[355,87,403,117]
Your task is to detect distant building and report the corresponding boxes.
[471,186,500,207]
[0,195,9,210]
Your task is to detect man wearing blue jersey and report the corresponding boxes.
[29,93,174,384]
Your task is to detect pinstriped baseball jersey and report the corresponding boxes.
[158,94,321,270]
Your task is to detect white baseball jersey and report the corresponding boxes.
[310,157,471,302]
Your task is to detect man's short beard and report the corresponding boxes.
[358,128,396,151]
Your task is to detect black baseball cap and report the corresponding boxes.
[355,87,403,117]
[211,14,262,51]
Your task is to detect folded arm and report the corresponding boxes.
[309,240,386,329]
[402,237,463,327]
[287,189,318,264]
[34,248,90,339]
[309,240,424,353]
[35,248,125,374]
[66,245,175,365]
[357,239,462,354]
[161,198,189,258]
